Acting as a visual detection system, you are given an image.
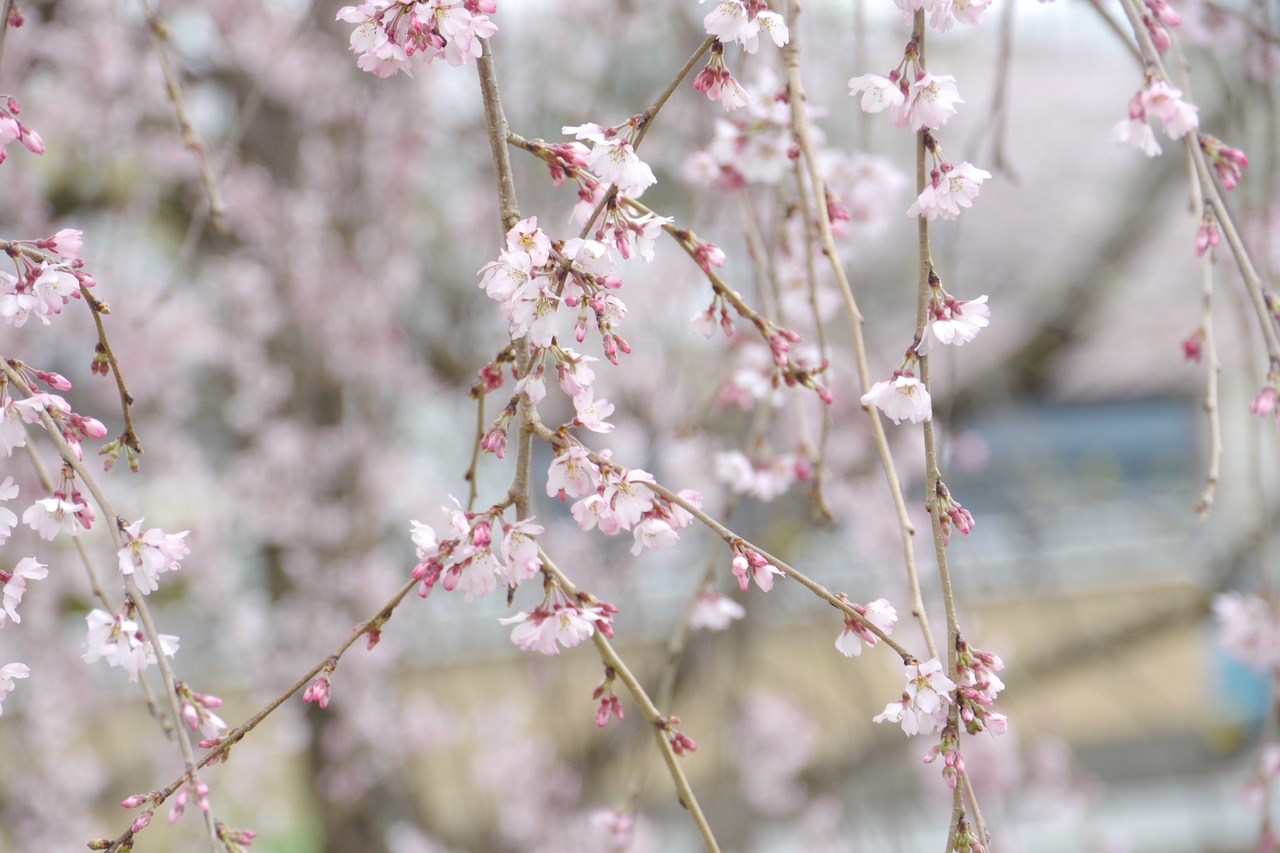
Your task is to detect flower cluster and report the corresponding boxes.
[874,658,956,736]
[2,368,107,463]
[336,0,497,77]
[700,0,789,54]
[83,606,180,682]
[850,47,991,221]
[834,598,898,657]
[1112,79,1199,157]
[692,39,750,112]
[546,442,702,556]
[954,637,1006,735]
[478,218,634,381]
[850,69,962,133]
[0,229,93,328]
[410,498,544,601]
[498,584,617,656]
[919,287,990,352]
[893,0,992,32]
[563,120,657,200]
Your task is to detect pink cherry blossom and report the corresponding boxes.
[2,557,47,625]
[920,294,991,351]
[118,520,190,595]
[861,372,932,425]
[834,598,898,657]
[874,658,957,736]
[0,475,17,542]
[499,517,544,588]
[546,442,602,500]
[82,608,180,682]
[689,588,746,631]
[23,493,89,540]
[900,73,963,132]
[849,73,906,113]
[562,123,657,198]
[0,662,29,716]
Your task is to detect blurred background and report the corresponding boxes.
[0,0,1278,850]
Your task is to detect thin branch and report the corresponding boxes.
[136,0,227,231]
[540,551,722,853]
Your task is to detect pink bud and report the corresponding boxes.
[121,794,149,809]
[131,810,154,833]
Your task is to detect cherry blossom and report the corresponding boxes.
[547,442,603,500]
[23,492,91,540]
[731,542,784,592]
[920,294,991,352]
[1,557,47,626]
[1142,81,1199,139]
[900,73,963,132]
[701,0,789,54]
[498,591,611,655]
[874,658,957,736]
[179,686,228,740]
[693,40,751,111]
[499,517,544,588]
[0,662,29,716]
[562,122,657,198]
[118,520,191,595]
[907,160,992,221]
[862,369,932,425]
[0,475,17,542]
[849,73,906,113]
[336,0,498,77]
[689,588,746,631]
[834,598,898,657]
[82,608,180,682]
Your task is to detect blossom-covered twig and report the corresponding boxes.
[0,358,220,851]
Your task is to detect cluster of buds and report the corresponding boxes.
[1142,0,1182,53]
[954,636,1007,736]
[934,480,975,546]
[176,682,227,742]
[660,714,698,756]
[592,667,624,728]
[923,722,965,788]
[1200,133,1249,190]
[302,661,336,710]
